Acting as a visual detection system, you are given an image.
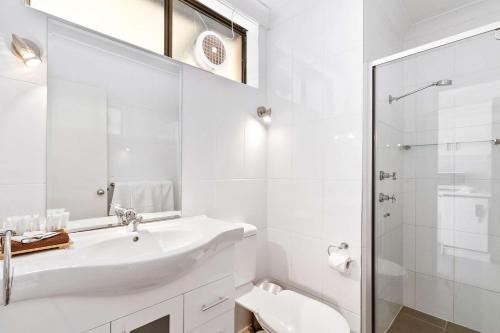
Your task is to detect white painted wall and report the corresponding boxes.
[265,0,363,331]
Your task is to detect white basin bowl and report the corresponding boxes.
[3,216,243,303]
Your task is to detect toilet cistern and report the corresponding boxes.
[114,207,143,232]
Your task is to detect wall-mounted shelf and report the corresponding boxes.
[399,138,500,150]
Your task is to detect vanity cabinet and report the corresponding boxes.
[111,295,183,333]
[188,310,234,333]
[85,277,235,333]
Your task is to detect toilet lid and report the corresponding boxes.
[257,290,350,333]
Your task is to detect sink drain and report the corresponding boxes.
[132,235,139,242]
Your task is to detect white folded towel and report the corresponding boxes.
[110,181,174,215]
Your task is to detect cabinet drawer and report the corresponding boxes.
[188,310,234,333]
[184,276,235,331]
[111,295,183,333]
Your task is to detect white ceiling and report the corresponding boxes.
[256,0,288,11]
[401,0,485,23]
[260,0,487,25]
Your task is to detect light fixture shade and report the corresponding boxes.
[257,106,272,123]
[11,34,42,67]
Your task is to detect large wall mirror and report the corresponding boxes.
[47,21,182,231]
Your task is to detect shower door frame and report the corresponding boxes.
[362,20,500,333]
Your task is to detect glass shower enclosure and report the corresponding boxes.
[372,28,500,333]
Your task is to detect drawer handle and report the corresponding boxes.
[201,296,229,312]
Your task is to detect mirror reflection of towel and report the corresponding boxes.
[110,181,174,215]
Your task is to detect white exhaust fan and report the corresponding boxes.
[195,31,228,70]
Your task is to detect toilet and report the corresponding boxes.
[234,223,350,333]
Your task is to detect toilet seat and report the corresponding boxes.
[237,287,350,333]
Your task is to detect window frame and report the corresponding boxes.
[165,0,248,83]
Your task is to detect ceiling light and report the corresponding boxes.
[11,34,42,67]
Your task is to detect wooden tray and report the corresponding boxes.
[0,241,72,259]
[0,232,72,259]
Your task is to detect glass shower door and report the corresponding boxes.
[373,29,500,333]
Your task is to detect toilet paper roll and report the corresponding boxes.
[328,252,352,274]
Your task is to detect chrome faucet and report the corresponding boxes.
[379,193,396,203]
[1,229,14,306]
[114,207,143,232]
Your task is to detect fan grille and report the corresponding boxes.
[202,34,226,65]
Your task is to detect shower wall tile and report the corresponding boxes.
[403,270,416,308]
[415,226,454,280]
[403,224,415,270]
[415,273,453,321]
[454,234,500,293]
[415,179,438,227]
[454,282,500,333]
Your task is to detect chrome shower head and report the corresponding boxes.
[434,79,453,86]
[389,79,453,104]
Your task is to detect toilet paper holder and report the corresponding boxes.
[327,242,349,255]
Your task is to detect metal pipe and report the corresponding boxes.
[1,229,14,306]
[389,79,452,104]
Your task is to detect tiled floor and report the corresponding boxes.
[388,307,479,333]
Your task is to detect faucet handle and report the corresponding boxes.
[124,209,137,221]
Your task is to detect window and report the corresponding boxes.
[27,0,247,83]
[170,0,246,83]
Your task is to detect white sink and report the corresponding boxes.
[4,216,243,303]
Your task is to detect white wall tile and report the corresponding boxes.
[288,232,323,296]
[266,227,292,284]
[322,238,362,314]
[0,78,46,185]
[214,179,267,230]
[0,184,45,221]
[244,119,267,179]
[267,126,293,178]
[289,180,323,238]
[322,115,363,181]
[323,180,362,246]
[181,180,216,217]
[266,1,363,323]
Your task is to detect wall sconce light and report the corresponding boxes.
[257,106,272,123]
[11,34,42,67]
